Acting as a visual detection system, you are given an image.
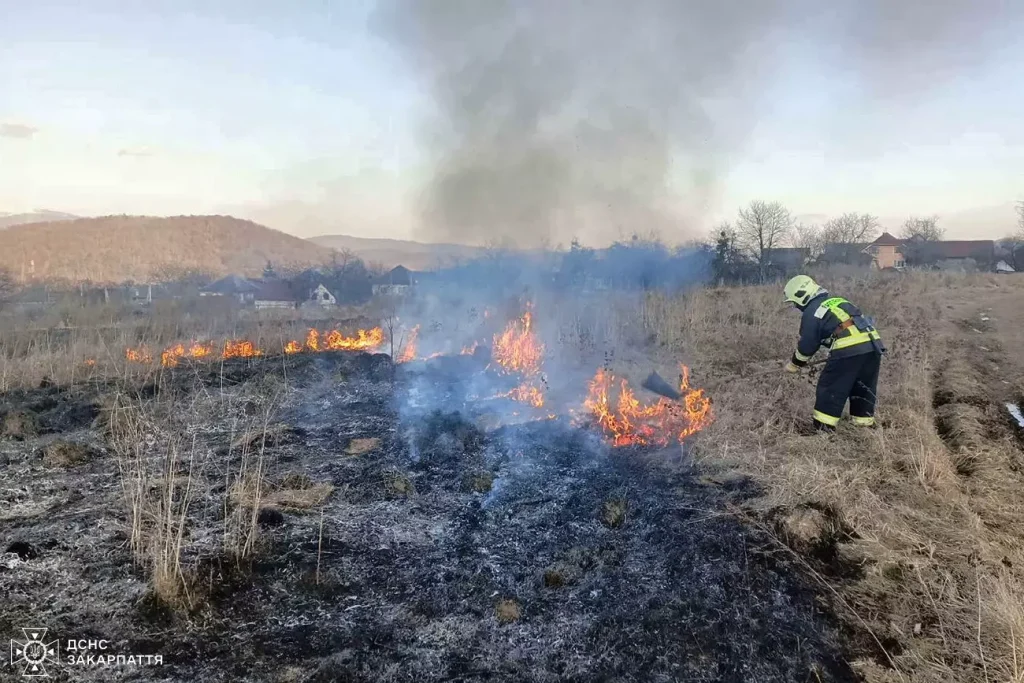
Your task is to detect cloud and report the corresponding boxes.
[118,146,154,157]
[0,123,39,139]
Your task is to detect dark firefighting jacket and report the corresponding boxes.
[791,292,885,367]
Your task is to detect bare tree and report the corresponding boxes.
[792,223,824,261]
[898,215,945,266]
[819,213,878,264]
[996,204,1024,271]
[376,293,402,359]
[735,200,793,281]
[900,215,944,242]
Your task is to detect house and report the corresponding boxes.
[862,233,997,271]
[819,242,873,267]
[200,275,260,304]
[863,232,906,270]
[306,283,337,307]
[932,240,996,270]
[253,280,296,310]
[372,265,414,296]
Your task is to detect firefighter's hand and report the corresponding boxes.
[784,361,801,374]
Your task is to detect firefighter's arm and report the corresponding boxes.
[790,313,820,369]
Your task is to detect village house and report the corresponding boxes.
[863,232,907,269]
[200,275,260,304]
[305,283,338,308]
[862,233,997,271]
[253,280,296,310]
[372,265,414,297]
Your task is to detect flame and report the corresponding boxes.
[125,346,152,363]
[583,364,712,447]
[323,327,385,351]
[398,325,420,363]
[501,383,545,408]
[460,341,479,355]
[490,308,547,408]
[491,310,544,376]
[126,327,385,367]
[306,329,320,352]
[222,339,262,359]
[84,358,96,367]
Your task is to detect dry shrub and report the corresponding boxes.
[601,497,628,529]
[264,483,335,511]
[384,469,415,497]
[41,440,95,467]
[231,422,292,452]
[346,437,380,456]
[495,598,521,625]
[1,410,40,440]
[463,471,494,493]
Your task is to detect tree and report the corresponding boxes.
[900,216,944,266]
[900,215,944,242]
[819,213,878,264]
[792,223,824,261]
[0,267,15,311]
[735,200,792,282]
[997,204,1024,271]
[710,224,751,284]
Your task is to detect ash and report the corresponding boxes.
[0,352,855,682]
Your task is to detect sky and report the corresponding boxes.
[1,0,1023,244]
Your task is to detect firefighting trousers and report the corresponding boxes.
[813,351,882,428]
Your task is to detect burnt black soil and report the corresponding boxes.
[1,352,858,682]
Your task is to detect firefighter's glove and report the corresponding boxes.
[784,361,801,374]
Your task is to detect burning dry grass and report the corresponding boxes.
[583,364,712,446]
[639,272,1024,683]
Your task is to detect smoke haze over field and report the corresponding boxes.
[373,0,1023,247]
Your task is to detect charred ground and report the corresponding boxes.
[2,350,858,682]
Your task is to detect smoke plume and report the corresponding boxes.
[373,0,1021,248]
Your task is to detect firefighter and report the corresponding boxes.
[782,275,886,431]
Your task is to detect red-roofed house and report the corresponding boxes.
[862,232,906,269]
[862,233,996,270]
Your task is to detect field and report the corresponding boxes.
[2,272,1023,682]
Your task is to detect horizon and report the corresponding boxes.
[2,2,1023,243]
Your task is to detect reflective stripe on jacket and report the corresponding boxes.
[792,293,885,365]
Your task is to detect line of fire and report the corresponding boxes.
[121,303,712,449]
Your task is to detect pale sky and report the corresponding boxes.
[2,1,1022,242]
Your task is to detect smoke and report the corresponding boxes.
[372,0,1021,248]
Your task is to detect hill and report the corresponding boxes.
[0,210,79,230]
[0,215,336,283]
[309,234,491,270]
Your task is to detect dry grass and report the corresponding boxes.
[41,440,96,467]
[495,598,521,625]
[1,410,40,440]
[103,366,290,610]
[0,299,378,392]
[607,271,1024,683]
[346,437,381,456]
[601,496,628,529]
